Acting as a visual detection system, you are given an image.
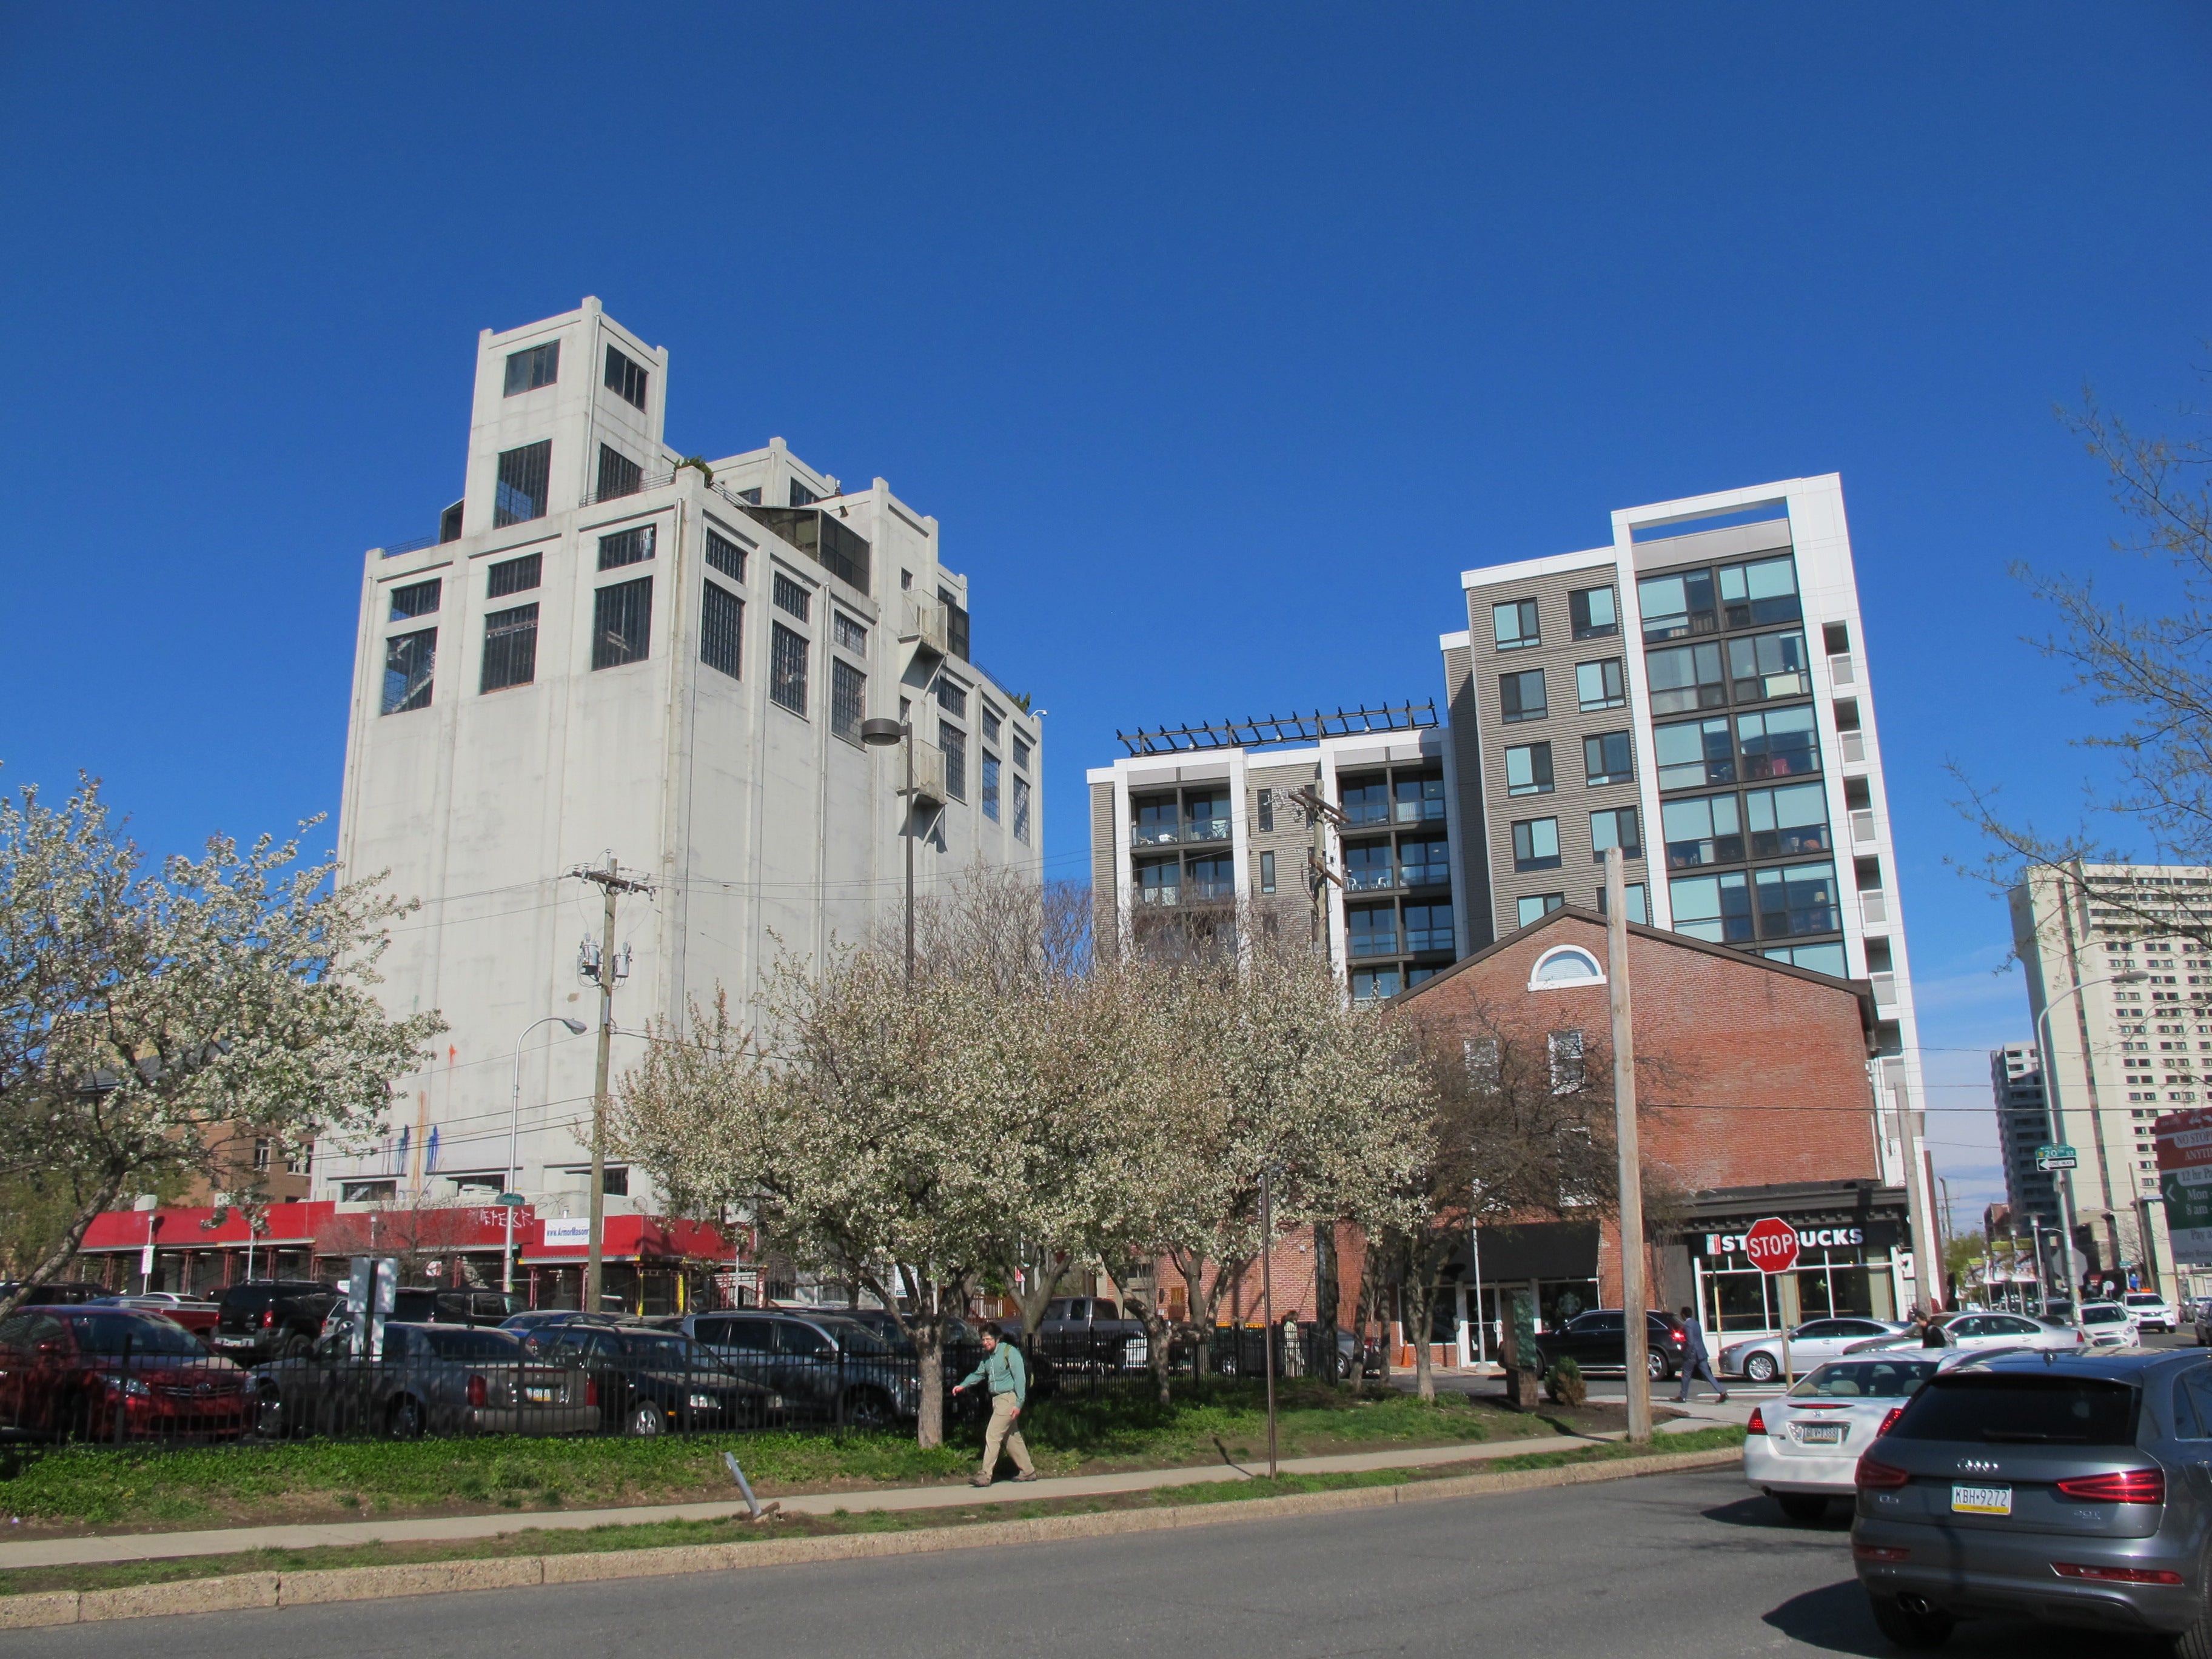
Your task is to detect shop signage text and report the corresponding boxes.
[1702,1224,1866,1257]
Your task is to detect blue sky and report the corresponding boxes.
[3,5,2208,1219]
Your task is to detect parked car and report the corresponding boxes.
[1531,1309,1690,1382]
[683,1310,916,1428]
[2123,1291,2180,1334]
[502,1309,632,1345]
[1018,1298,1152,1375]
[1721,1318,1908,1382]
[1852,1349,2212,1649]
[251,1321,598,1439]
[1743,1355,1939,1522]
[2077,1300,2140,1350]
[210,1279,340,1363]
[87,1295,221,1341]
[0,1281,109,1307]
[534,1322,782,1436]
[318,1287,520,1346]
[1844,1312,2083,1360]
[0,1306,249,1441]
[2193,1299,2212,1348]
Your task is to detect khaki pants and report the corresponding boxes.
[980,1391,1033,1478]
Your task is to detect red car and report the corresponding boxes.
[0,1307,249,1441]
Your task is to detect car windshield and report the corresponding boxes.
[1788,1359,1937,1399]
[615,1332,728,1370]
[1891,1372,2139,1445]
[821,1321,894,1356]
[2125,1295,2163,1307]
[59,1313,206,1355]
[420,1326,522,1360]
[2081,1304,2128,1325]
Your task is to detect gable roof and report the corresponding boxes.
[1389,903,1877,1041]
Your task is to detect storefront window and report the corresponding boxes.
[1698,1238,1899,1333]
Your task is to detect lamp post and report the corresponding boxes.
[2036,970,2150,1331]
[860,717,915,982]
[504,1014,587,1295]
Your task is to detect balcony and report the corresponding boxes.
[1401,861,1453,889]
[1828,651,1856,687]
[905,740,947,808]
[1840,731,1867,764]
[1860,888,1888,925]
[1129,816,1232,848]
[1869,972,1898,1007]
[902,596,950,657]
[1345,866,1398,893]
[1851,809,1879,845]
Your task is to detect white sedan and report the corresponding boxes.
[1743,1355,1942,1522]
[1841,1310,2083,1357]
[2079,1300,2140,1349]
[2123,1291,2179,1333]
[1718,1318,1906,1383]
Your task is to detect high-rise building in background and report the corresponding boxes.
[325,300,1044,1278]
[1440,475,1938,1303]
[1989,1042,2059,1228]
[2011,862,2212,1302]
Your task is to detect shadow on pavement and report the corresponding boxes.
[1765,1581,2174,1656]
[1701,1493,1853,1533]
[1761,1580,1887,1655]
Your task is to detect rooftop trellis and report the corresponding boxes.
[1116,701,1437,757]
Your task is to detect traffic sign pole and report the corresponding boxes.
[1744,1217,1803,1387]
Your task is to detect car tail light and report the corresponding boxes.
[2053,1561,2184,1584]
[2054,1469,2165,1504]
[1853,1543,1911,1563]
[466,1374,487,1408]
[585,1378,598,1407]
[261,1309,275,1329]
[1857,1455,1911,1490]
[1746,1406,1766,1436]
[1877,1407,1903,1436]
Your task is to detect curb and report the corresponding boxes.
[0,1447,1738,1629]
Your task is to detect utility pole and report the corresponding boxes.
[1259,1165,1279,1480]
[571,854,651,1314]
[1291,784,1343,961]
[1603,848,1651,1444]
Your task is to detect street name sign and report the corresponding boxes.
[1743,1216,1801,1275]
[2036,1145,2078,1172]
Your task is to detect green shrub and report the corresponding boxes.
[1544,1356,1587,1407]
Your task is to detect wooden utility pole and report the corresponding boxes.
[571,855,652,1314]
[1604,848,1652,1445]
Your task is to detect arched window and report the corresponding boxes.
[1529,945,1605,991]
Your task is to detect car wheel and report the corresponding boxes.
[842,1389,895,1432]
[278,1332,313,1361]
[1776,1493,1828,1524]
[2172,1550,2212,1659]
[625,1403,665,1437]
[253,1389,288,1440]
[386,1395,425,1440]
[1867,1592,1954,1649]
[1644,1349,1668,1382]
[1745,1352,1779,1385]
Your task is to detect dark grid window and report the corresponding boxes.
[503,341,558,395]
[937,675,968,717]
[705,529,747,583]
[788,478,819,506]
[982,752,1000,820]
[389,579,440,622]
[480,603,539,692]
[1013,776,1031,841]
[382,629,435,714]
[495,441,551,526]
[981,704,1001,745]
[770,622,808,713]
[1584,730,1634,786]
[598,525,655,571]
[591,577,652,669]
[1013,736,1031,771]
[597,444,643,501]
[604,345,649,411]
[834,612,868,652]
[700,583,743,680]
[773,572,811,620]
[941,722,967,802]
[831,659,866,743]
[1500,668,1546,723]
[487,554,541,597]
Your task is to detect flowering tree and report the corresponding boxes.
[0,774,442,1321]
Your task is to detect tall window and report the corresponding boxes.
[1013,776,1031,841]
[705,528,748,583]
[789,478,820,506]
[982,704,1002,745]
[480,603,538,692]
[1548,1030,1586,1091]
[1256,788,1274,832]
[1645,642,1726,713]
[1505,742,1553,796]
[597,445,643,501]
[1575,659,1625,711]
[1670,870,1752,942]
[598,525,654,570]
[1512,817,1561,872]
[604,344,649,410]
[1493,598,1540,650]
[831,659,866,743]
[1013,735,1031,771]
[1661,794,1743,868]
[936,674,968,716]
[487,554,540,597]
[769,623,808,713]
[1583,730,1634,785]
[389,579,440,622]
[495,441,551,526]
[503,340,558,395]
[773,572,811,621]
[382,629,435,714]
[1654,717,1735,789]
[941,722,967,802]
[700,583,743,680]
[1500,668,1546,722]
[982,751,1001,819]
[1259,850,1276,893]
[1569,586,1618,639]
[1590,806,1641,861]
[592,578,652,668]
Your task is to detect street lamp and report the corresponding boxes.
[2036,970,2150,1331]
[860,717,915,983]
[505,1015,588,1295]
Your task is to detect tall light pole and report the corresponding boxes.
[2036,969,2150,1331]
[503,1014,586,1295]
[860,717,916,982]
[1603,846,1651,1444]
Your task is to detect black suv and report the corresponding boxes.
[1532,1309,1690,1382]
[683,1310,920,1429]
[210,1280,338,1363]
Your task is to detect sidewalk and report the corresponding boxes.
[0,1413,1734,1572]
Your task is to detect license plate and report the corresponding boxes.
[1952,1484,2013,1515]
[525,1387,555,1403]
[1795,1422,1845,1445]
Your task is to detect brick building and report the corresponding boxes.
[1393,904,1916,1353]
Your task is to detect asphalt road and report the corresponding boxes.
[9,1469,2184,1659]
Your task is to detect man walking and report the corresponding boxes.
[1674,1305,1728,1404]
[952,1327,1037,1487]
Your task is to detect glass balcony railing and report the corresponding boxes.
[1344,866,1398,893]
[1130,816,1233,847]
[1347,931,1401,958]
[1400,861,1452,888]
[1183,816,1232,843]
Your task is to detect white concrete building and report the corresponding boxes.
[326,299,1043,1222]
[1441,475,1940,1300]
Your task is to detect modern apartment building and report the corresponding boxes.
[1989,1042,2060,1228]
[1086,704,1458,1000]
[2009,862,2212,1301]
[325,299,1043,1229]
[1439,475,1936,1290]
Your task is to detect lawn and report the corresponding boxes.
[0,1381,1567,1532]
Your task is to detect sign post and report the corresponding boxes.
[1744,1217,1803,1386]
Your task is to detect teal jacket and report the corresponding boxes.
[959,1341,1027,1406]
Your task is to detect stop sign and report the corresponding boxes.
[1744,1217,1801,1275]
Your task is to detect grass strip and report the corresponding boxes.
[0,1427,1743,1599]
